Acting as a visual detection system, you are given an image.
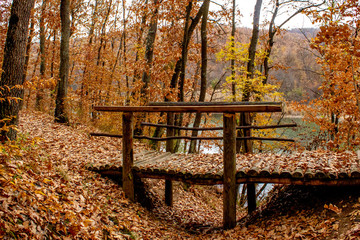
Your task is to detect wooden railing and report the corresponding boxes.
[92,102,290,229]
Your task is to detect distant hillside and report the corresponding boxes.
[206,27,322,102]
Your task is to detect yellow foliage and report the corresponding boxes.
[217,37,283,102]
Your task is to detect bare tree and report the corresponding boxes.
[263,0,325,84]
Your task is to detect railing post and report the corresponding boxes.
[165,112,174,206]
[223,112,237,229]
[122,112,135,201]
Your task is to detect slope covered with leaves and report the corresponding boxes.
[0,110,190,239]
[1,111,360,239]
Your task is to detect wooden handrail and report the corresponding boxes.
[141,122,297,130]
[93,104,282,113]
[141,122,223,131]
[90,132,295,142]
[148,101,282,106]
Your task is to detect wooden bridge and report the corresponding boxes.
[89,102,360,229]
[87,150,360,186]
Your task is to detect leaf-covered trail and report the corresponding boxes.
[0,110,192,239]
[1,110,360,239]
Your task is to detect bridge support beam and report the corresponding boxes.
[247,183,256,213]
[165,112,175,206]
[165,180,173,206]
[122,112,135,201]
[223,113,237,229]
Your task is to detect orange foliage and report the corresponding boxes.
[295,0,360,150]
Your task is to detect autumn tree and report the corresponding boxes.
[0,1,11,66]
[0,0,35,140]
[54,0,70,123]
[296,0,360,150]
[35,0,47,111]
[188,0,210,153]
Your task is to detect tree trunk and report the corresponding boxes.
[263,0,279,84]
[54,0,70,124]
[0,0,35,141]
[168,1,205,93]
[122,0,130,105]
[243,0,262,101]
[140,0,159,103]
[231,0,236,101]
[79,0,98,118]
[242,1,262,208]
[132,0,148,91]
[23,12,35,109]
[23,12,35,83]
[189,0,210,153]
[35,0,47,111]
[96,0,113,104]
[172,1,205,152]
[50,29,57,78]
[238,0,262,154]
[172,0,194,152]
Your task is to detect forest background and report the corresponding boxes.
[0,0,360,238]
[0,0,359,152]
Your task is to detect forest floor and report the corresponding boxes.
[0,110,360,239]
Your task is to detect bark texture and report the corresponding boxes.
[54,0,70,123]
[0,0,35,141]
[141,0,159,101]
[189,0,210,153]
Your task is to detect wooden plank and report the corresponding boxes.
[292,168,304,178]
[92,168,360,186]
[141,122,297,131]
[134,152,172,169]
[134,152,161,164]
[259,167,271,177]
[93,105,282,113]
[280,170,292,178]
[148,101,282,106]
[351,164,360,178]
[90,163,360,187]
[134,152,168,165]
[134,171,224,185]
[98,170,122,176]
[236,177,360,186]
[90,132,294,142]
[134,151,157,161]
[304,168,314,179]
[122,112,135,201]
[315,170,330,179]
[141,122,223,131]
[271,166,281,178]
[223,113,237,229]
[237,123,297,130]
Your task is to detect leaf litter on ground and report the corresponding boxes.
[0,110,360,239]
